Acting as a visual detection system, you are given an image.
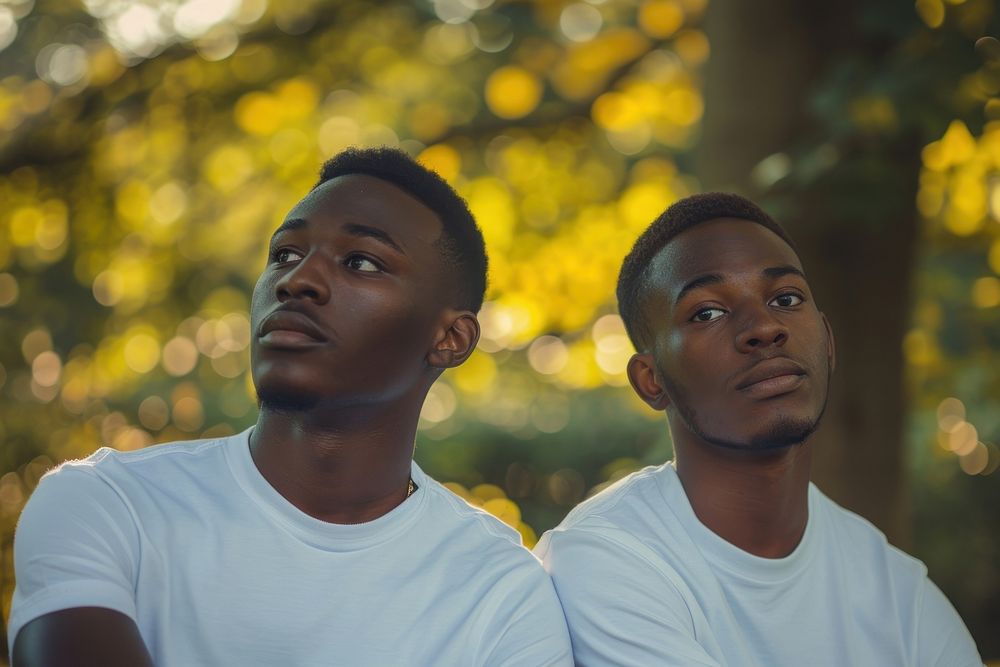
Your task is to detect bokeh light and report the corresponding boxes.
[1,0,998,657]
[485,66,543,119]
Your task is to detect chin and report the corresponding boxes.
[747,416,817,450]
[698,415,818,452]
[256,386,320,413]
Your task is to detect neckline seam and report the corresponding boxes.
[226,428,426,551]
[658,464,819,581]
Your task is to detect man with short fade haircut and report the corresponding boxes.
[10,146,573,666]
[536,192,982,666]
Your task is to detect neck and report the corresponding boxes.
[672,433,812,558]
[249,400,420,524]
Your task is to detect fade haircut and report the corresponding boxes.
[315,146,488,312]
[617,192,797,352]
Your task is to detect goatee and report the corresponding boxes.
[257,388,320,414]
[661,372,827,452]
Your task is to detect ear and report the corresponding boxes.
[427,311,481,369]
[627,353,671,411]
[821,312,836,373]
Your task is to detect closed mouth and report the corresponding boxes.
[735,358,806,391]
[258,310,327,343]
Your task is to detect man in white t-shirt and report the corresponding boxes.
[9,147,573,666]
[535,192,982,666]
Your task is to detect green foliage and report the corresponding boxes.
[0,0,998,658]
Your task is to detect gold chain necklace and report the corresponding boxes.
[406,478,416,498]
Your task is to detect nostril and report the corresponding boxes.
[273,263,329,304]
[277,283,321,302]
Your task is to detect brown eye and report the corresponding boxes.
[345,255,381,273]
[770,294,803,308]
[271,248,303,264]
[692,308,725,322]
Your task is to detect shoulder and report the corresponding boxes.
[421,478,528,551]
[817,495,983,665]
[44,432,238,493]
[536,463,671,558]
[411,471,553,581]
[558,463,667,530]
[810,484,941,624]
[20,432,242,537]
[812,485,927,580]
[411,478,573,663]
[70,433,233,474]
[19,432,238,538]
[914,579,982,665]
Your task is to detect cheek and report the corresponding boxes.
[249,275,271,323]
[354,295,436,355]
[805,320,831,367]
[656,328,684,363]
[658,331,733,405]
[660,329,711,377]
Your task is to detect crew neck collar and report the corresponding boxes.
[658,462,820,584]
[225,428,428,552]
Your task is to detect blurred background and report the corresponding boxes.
[0,0,998,660]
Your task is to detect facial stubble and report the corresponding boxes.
[256,387,321,414]
[659,362,831,452]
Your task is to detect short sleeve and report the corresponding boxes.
[478,559,574,667]
[915,578,983,667]
[7,465,141,649]
[537,529,722,667]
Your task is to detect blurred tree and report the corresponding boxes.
[0,0,997,659]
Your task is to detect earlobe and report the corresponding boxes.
[427,311,481,369]
[627,353,670,411]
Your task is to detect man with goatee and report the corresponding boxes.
[10,147,572,666]
[537,193,981,667]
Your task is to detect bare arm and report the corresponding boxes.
[12,607,154,667]
[9,467,149,666]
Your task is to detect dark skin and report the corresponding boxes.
[13,174,480,665]
[249,174,479,523]
[627,218,835,559]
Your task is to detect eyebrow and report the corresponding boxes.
[342,223,405,254]
[674,265,807,303]
[270,217,307,241]
[675,273,724,303]
[763,265,806,280]
[269,218,405,254]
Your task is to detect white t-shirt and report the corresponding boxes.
[535,462,982,667]
[9,429,573,666]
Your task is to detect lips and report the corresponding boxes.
[258,310,328,347]
[735,357,806,394]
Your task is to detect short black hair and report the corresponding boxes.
[315,146,488,312]
[617,192,797,352]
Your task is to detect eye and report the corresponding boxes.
[271,247,303,264]
[345,254,382,273]
[692,307,726,323]
[770,293,803,308]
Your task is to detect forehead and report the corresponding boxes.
[282,173,444,247]
[647,217,804,298]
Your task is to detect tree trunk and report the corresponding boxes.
[695,0,915,547]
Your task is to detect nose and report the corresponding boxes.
[735,305,788,352]
[274,256,330,304]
